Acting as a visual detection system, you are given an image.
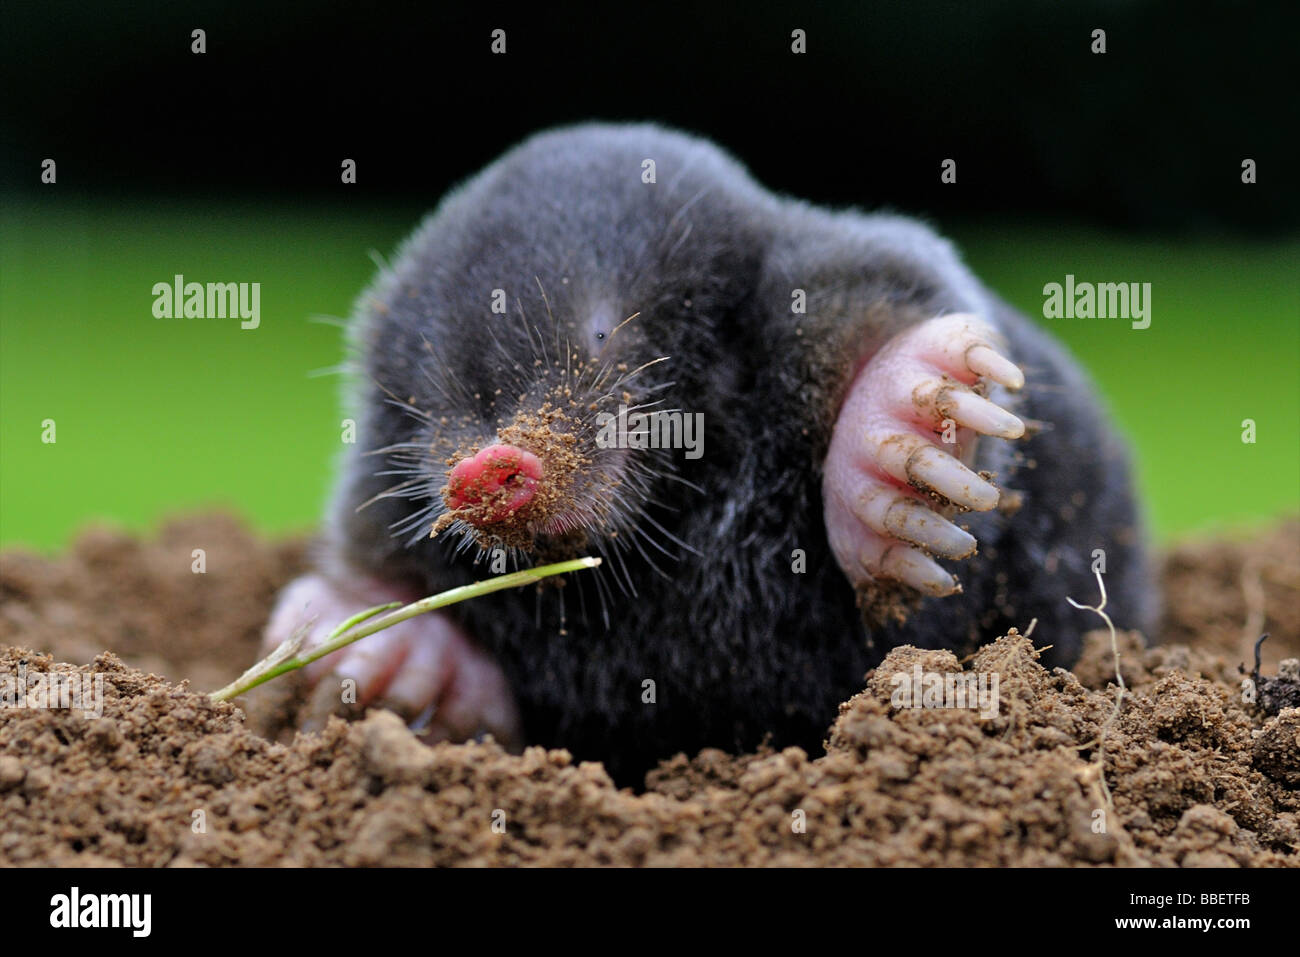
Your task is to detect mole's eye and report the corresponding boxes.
[595,331,606,340]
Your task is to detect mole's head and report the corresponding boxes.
[376,292,677,569]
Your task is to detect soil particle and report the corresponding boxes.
[1252,708,1300,788]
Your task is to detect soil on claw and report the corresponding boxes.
[856,577,924,630]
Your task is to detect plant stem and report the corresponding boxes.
[209,556,602,702]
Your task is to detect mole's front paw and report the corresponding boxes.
[822,313,1025,596]
[262,574,522,749]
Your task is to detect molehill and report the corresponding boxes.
[0,516,1296,866]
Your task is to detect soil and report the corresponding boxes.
[1,514,1297,867]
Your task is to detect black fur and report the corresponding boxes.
[320,124,1155,783]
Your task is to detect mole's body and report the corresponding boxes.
[265,124,1154,783]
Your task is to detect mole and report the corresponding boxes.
[262,123,1156,783]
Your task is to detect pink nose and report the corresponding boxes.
[445,444,544,523]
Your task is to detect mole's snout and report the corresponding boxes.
[445,444,544,524]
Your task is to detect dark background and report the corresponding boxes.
[1,0,1296,550]
[2,0,1296,230]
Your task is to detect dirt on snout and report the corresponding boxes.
[0,515,1296,867]
[433,403,596,551]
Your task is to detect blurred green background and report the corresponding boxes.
[2,1,1297,551]
[1,197,1296,551]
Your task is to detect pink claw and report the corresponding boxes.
[823,313,1026,596]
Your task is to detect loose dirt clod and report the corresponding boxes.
[0,516,1296,866]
